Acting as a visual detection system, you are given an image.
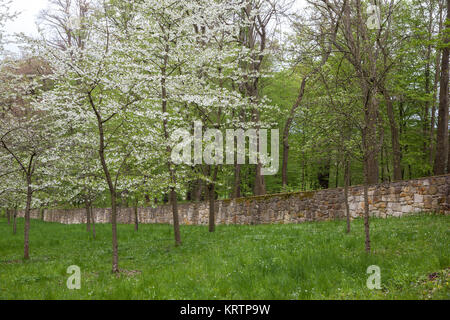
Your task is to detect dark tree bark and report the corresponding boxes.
[13,208,17,235]
[317,158,330,189]
[448,132,450,173]
[380,86,402,180]
[208,183,216,232]
[0,139,36,260]
[6,208,10,225]
[282,78,307,187]
[193,180,203,202]
[208,166,219,232]
[90,206,96,239]
[434,0,450,175]
[160,44,181,247]
[89,92,119,273]
[169,188,181,246]
[134,200,139,232]
[364,91,380,185]
[24,174,32,260]
[232,164,241,198]
[85,197,91,233]
[344,158,351,234]
[335,159,339,188]
[363,161,371,253]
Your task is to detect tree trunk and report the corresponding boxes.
[254,157,266,195]
[208,182,216,232]
[363,163,371,253]
[110,192,119,273]
[95,108,119,273]
[6,208,10,225]
[423,6,433,167]
[344,158,351,234]
[232,164,241,198]
[430,5,444,168]
[193,180,203,202]
[24,177,32,260]
[134,201,139,232]
[85,198,91,233]
[161,49,181,246]
[365,92,380,185]
[381,87,402,180]
[13,208,17,235]
[317,158,331,189]
[90,206,96,239]
[335,159,339,188]
[447,131,450,173]
[170,188,181,246]
[208,166,219,232]
[434,0,450,175]
[282,77,308,187]
[253,109,266,196]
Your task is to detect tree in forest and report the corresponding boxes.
[36,1,158,272]
[308,0,400,252]
[434,0,449,175]
[0,57,56,259]
[126,0,261,235]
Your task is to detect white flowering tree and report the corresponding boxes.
[36,0,160,273]
[123,0,261,236]
[0,154,24,234]
[0,57,57,259]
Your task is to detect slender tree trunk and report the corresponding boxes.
[335,159,339,188]
[193,179,203,201]
[233,164,241,198]
[423,6,434,166]
[282,78,308,187]
[134,200,139,232]
[365,92,380,185]
[13,208,17,235]
[381,87,402,180]
[170,188,181,246]
[208,166,219,232]
[434,0,450,175]
[447,132,450,173]
[92,98,119,273]
[24,177,32,260]
[430,6,444,168]
[254,153,266,195]
[85,198,91,233]
[252,105,266,196]
[90,206,96,239]
[161,48,181,246]
[344,158,351,234]
[363,163,371,253]
[208,182,216,232]
[110,192,119,272]
[6,208,10,225]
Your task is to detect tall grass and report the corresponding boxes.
[0,214,448,299]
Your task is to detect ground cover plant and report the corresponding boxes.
[0,214,448,300]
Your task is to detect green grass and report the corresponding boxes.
[0,214,449,299]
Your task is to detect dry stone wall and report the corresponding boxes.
[18,174,450,225]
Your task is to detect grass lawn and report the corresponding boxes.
[0,214,449,300]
